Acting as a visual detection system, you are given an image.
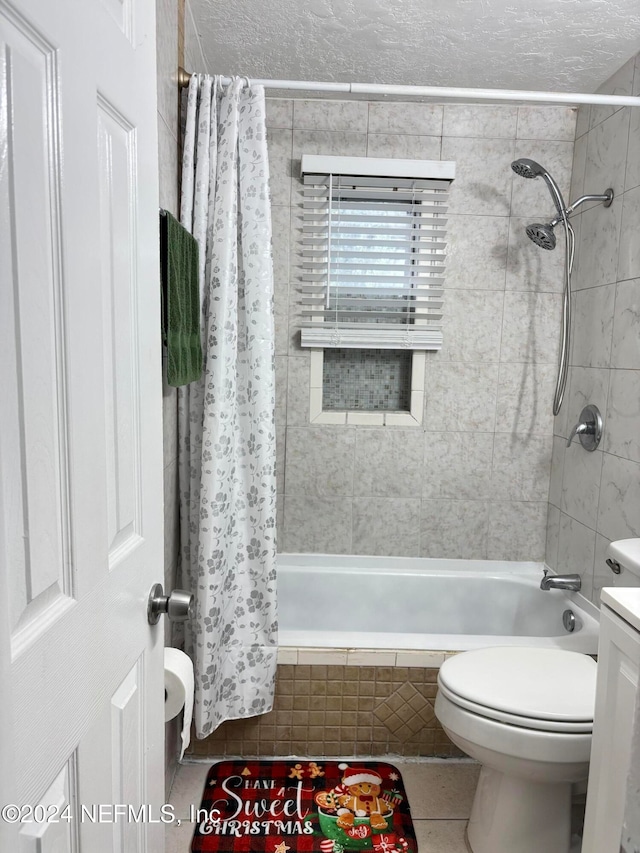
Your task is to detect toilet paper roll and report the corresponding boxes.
[164,647,194,760]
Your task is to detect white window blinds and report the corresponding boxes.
[299,155,455,350]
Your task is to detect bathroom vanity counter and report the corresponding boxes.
[601,587,640,632]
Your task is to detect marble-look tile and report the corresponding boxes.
[292,129,368,162]
[569,134,587,203]
[575,104,591,139]
[565,367,611,441]
[618,184,640,283]
[597,453,640,541]
[275,417,285,498]
[274,356,288,413]
[517,106,577,141]
[441,136,515,216]
[352,498,421,556]
[591,55,636,129]
[367,102,443,136]
[446,214,509,290]
[557,512,596,597]
[500,291,562,364]
[265,98,293,129]
[270,205,290,285]
[168,764,210,819]
[423,432,494,500]
[548,436,566,509]
[510,141,573,219]
[583,108,630,208]
[156,0,179,132]
[495,362,556,435]
[554,370,571,440]
[573,198,622,290]
[443,105,517,139]
[546,504,561,569]
[354,429,424,497]
[282,496,352,553]
[413,820,468,853]
[491,433,552,501]
[366,133,441,160]
[266,127,293,207]
[505,216,565,293]
[158,115,179,215]
[561,444,603,530]
[285,427,355,496]
[611,279,640,369]
[396,761,480,819]
[286,356,310,426]
[420,500,490,559]
[605,369,640,463]
[293,100,368,132]
[626,105,640,192]
[274,279,290,356]
[164,458,180,573]
[570,283,615,368]
[424,362,499,433]
[487,501,547,560]
[439,290,504,363]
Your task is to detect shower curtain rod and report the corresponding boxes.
[177,66,640,107]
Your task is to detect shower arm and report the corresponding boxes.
[550,190,614,226]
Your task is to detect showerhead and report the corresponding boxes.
[511,158,546,179]
[511,157,566,219]
[526,222,556,250]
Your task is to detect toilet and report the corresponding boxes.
[434,646,597,853]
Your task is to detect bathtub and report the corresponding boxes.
[277,554,599,656]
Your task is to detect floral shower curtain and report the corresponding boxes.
[178,75,278,738]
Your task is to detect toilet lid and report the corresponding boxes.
[438,647,596,724]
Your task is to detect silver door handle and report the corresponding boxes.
[147,583,194,625]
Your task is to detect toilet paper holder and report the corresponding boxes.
[147,583,194,625]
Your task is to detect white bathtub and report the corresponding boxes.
[277,554,599,656]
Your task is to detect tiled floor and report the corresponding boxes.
[165,759,480,853]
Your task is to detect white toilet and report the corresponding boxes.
[434,646,597,853]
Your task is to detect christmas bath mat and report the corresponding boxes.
[190,760,417,853]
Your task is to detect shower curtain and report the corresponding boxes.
[178,75,278,737]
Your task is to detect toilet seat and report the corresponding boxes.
[438,646,596,733]
[437,681,593,733]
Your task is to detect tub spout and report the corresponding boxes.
[540,570,581,591]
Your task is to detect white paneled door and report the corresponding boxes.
[0,0,165,850]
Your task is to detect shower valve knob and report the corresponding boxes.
[566,404,602,452]
[147,583,194,625]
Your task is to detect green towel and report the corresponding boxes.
[160,211,202,386]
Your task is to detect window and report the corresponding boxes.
[298,155,455,426]
[300,155,454,350]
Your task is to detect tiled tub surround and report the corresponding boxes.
[545,51,640,605]
[269,98,576,560]
[188,663,464,759]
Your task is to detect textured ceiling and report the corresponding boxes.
[190,0,640,95]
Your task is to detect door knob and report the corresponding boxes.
[147,583,194,625]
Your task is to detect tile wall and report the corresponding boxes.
[187,664,463,759]
[546,51,640,603]
[268,99,576,560]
